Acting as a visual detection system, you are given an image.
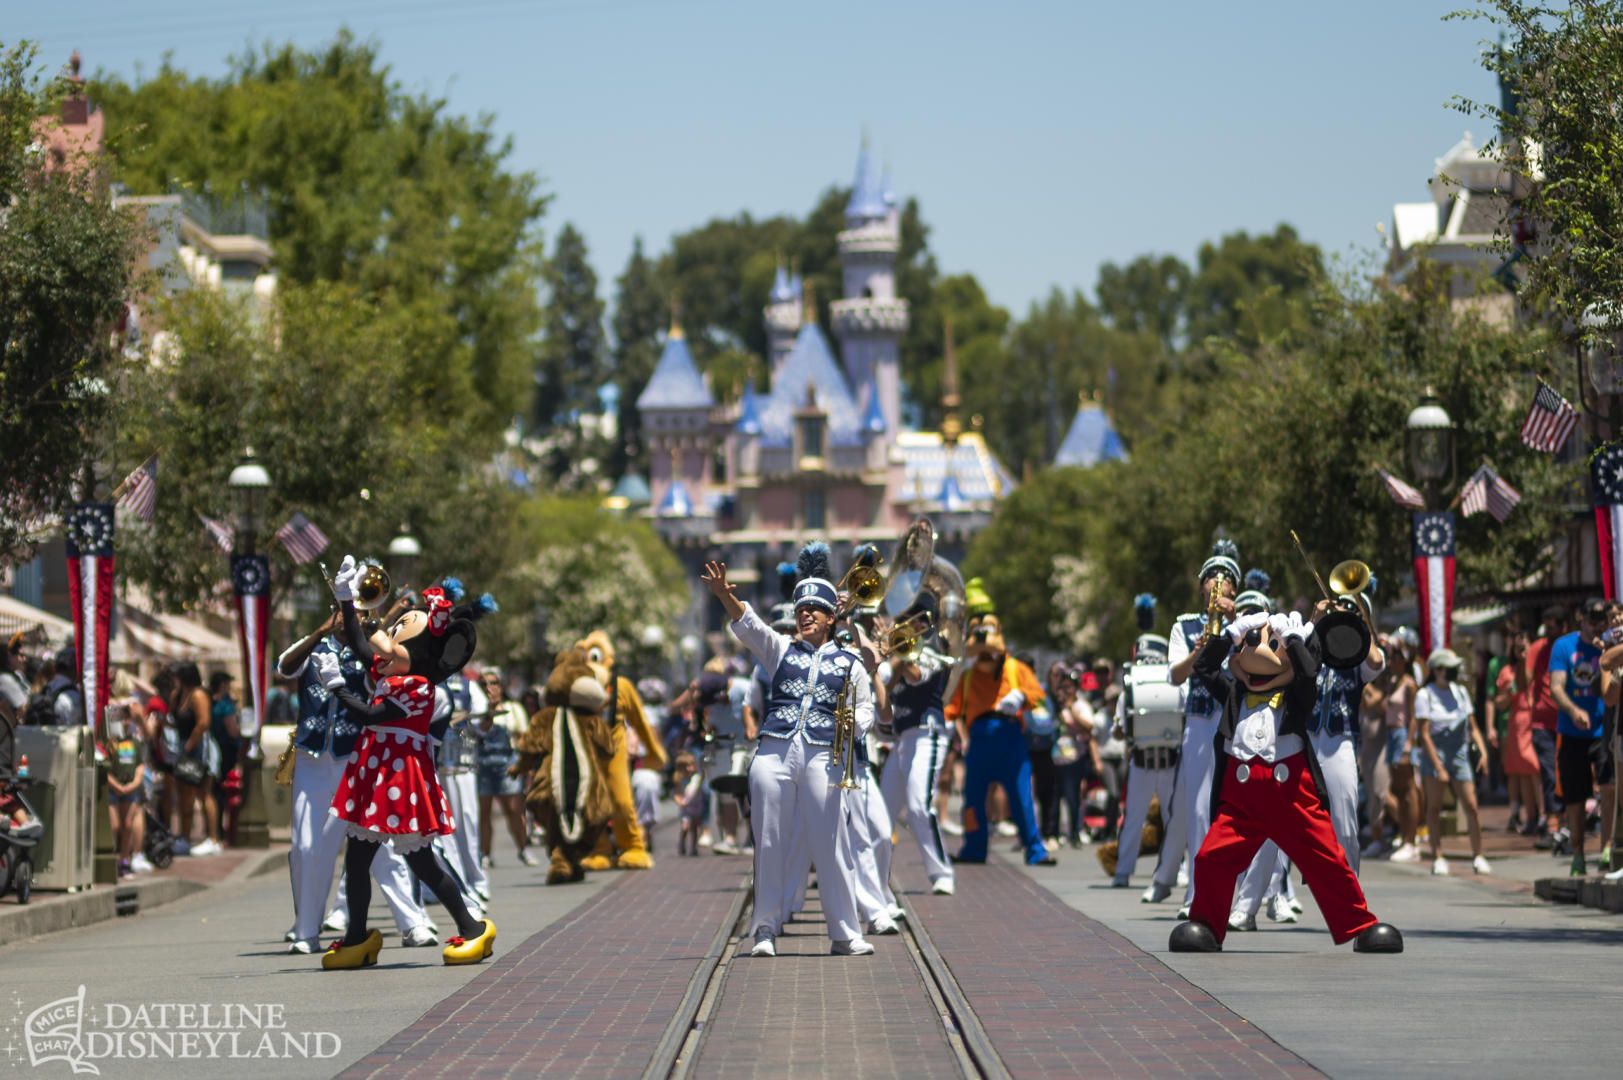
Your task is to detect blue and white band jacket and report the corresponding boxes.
[882,651,951,735]
[281,636,368,760]
[1169,613,1224,719]
[731,603,875,747]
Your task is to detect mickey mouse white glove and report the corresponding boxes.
[332,555,358,603]
[1226,611,1271,644]
[1270,611,1313,641]
[311,651,345,691]
[996,689,1026,715]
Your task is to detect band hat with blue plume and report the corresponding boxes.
[1134,593,1157,632]
[792,541,838,614]
[1198,538,1241,584]
[1234,569,1273,614]
[1133,633,1169,663]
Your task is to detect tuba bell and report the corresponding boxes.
[882,517,968,660]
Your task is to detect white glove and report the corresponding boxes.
[332,555,358,603]
[1271,611,1313,641]
[311,652,344,691]
[996,689,1026,715]
[1226,611,1271,643]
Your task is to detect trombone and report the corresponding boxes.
[879,610,935,663]
[1288,530,1375,668]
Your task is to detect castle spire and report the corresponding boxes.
[940,313,962,448]
[668,292,683,340]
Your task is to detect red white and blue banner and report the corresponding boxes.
[1591,444,1623,600]
[64,502,116,735]
[231,554,271,741]
[1412,511,1456,658]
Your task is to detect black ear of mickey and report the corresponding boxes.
[432,621,477,683]
[1353,922,1403,954]
[1169,921,1221,953]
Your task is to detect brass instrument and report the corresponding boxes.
[1204,570,1230,637]
[881,611,935,662]
[882,518,969,659]
[830,679,861,790]
[835,544,887,618]
[1289,530,1373,669]
[319,559,393,612]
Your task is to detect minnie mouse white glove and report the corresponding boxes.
[332,555,358,603]
[1226,611,1271,643]
[1269,611,1313,641]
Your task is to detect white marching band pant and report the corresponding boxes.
[1115,761,1185,886]
[1175,712,1221,908]
[1232,729,1360,915]
[848,760,895,921]
[289,751,427,942]
[436,764,486,902]
[750,735,862,941]
[880,726,954,887]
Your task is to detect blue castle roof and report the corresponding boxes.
[769,264,795,303]
[636,331,712,411]
[846,138,888,221]
[756,321,862,449]
[1054,402,1129,467]
[862,387,887,435]
[610,472,651,506]
[658,478,695,518]
[735,382,763,436]
[938,472,969,513]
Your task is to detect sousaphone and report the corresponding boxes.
[883,517,968,659]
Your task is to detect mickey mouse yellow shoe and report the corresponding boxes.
[442,920,496,965]
[321,929,382,969]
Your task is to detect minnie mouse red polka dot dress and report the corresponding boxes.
[329,674,455,852]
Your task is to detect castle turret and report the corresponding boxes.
[636,307,715,529]
[831,136,908,441]
[763,259,803,376]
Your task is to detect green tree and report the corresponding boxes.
[0,42,142,562]
[534,223,606,430]
[1095,253,1191,350]
[609,236,666,479]
[1184,224,1324,346]
[91,32,546,439]
[1451,1,1623,352]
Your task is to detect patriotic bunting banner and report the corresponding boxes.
[1591,445,1623,600]
[231,554,271,743]
[1412,511,1456,658]
[64,502,115,735]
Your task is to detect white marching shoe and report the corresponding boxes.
[831,936,875,956]
[750,931,776,958]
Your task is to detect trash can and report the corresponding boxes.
[14,725,96,892]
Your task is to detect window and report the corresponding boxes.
[804,491,826,530]
[800,417,824,459]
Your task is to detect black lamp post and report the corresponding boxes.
[387,525,421,593]
[1579,303,1623,430]
[1406,390,1455,507]
[227,447,272,848]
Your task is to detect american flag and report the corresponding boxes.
[274,512,330,564]
[1461,464,1522,522]
[1519,381,1579,453]
[1378,468,1426,510]
[197,512,235,553]
[115,456,158,522]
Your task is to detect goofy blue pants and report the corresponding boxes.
[955,715,1050,865]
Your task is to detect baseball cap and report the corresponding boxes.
[1427,647,1463,670]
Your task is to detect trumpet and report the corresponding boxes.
[1204,569,1229,637]
[881,610,935,662]
[319,560,393,612]
[830,680,861,790]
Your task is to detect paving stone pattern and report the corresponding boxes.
[691,893,961,1080]
[895,843,1323,1079]
[339,851,749,1080]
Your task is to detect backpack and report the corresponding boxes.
[22,690,58,726]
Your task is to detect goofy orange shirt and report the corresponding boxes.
[945,655,1046,727]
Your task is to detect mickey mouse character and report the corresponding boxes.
[1169,605,1402,954]
[321,555,497,969]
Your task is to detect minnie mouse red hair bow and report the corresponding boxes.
[420,587,453,636]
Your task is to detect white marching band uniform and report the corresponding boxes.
[730,602,873,949]
[878,654,956,892]
[1111,655,1188,894]
[431,673,488,910]
[280,636,429,950]
[1168,611,1224,913]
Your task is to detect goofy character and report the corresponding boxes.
[1169,604,1402,954]
[947,579,1054,866]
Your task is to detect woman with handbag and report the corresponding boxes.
[169,663,222,856]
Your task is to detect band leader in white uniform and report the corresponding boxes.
[702,554,877,959]
[1166,542,1241,916]
[277,617,434,953]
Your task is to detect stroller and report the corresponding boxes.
[144,806,176,870]
[0,787,43,905]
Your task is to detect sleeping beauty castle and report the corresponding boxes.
[628,139,1019,608]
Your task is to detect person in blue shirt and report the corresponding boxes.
[1548,599,1617,876]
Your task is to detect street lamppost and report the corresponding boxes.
[639,624,666,683]
[679,633,700,688]
[1579,303,1623,430]
[228,448,272,848]
[1406,390,1455,507]
[387,525,421,593]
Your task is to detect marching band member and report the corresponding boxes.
[429,669,486,915]
[879,635,957,896]
[845,620,900,935]
[1109,624,1187,898]
[277,609,435,954]
[1165,540,1241,917]
[702,544,877,959]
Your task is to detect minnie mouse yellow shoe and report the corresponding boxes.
[321,929,382,969]
[442,920,496,965]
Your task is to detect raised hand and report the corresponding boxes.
[333,555,358,603]
[701,561,733,600]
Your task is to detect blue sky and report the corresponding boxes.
[11,0,1502,317]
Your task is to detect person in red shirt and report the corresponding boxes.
[1527,605,1571,845]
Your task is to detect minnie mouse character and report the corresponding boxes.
[1169,605,1402,954]
[321,555,496,969]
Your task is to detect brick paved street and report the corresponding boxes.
[340,848,749,1080]
[690,893,961,1080]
